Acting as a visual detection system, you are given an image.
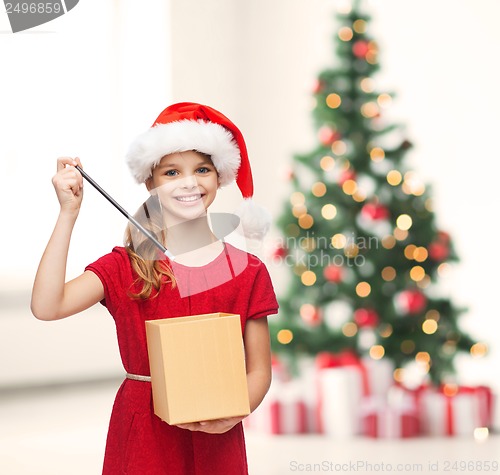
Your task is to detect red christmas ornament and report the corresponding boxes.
[282,166,295,182]
[354,308,379,328]
[270,244,288,262]
[436,231,450,243]
[301,305,322,326]
[318,126,341,146]
[352,40,370,59]
[313,79,324,94]
[428,241,449,261]
[323,264,343,283]
[339,169,357,185]
[361,202,390,221]
[396,290,427,315]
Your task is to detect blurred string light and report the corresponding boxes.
[361,102,379,118]
[342,179,357,195]
[394,228,408,241]
[382,235,396,249]
[470,342,488,357]
[422,319,438,335]
[369,146,385,162]
[326,93,342,109]
[379,324,393,337]
[344,243,359,257]
[387,169,402,186]
[338,26,354,41]
[393,368,404,383]
[312,181,327,197]
[342,322,358,337]
[332,140,347,155]
[320,155,335,171]
[360,77,375,93]
[322,204,338,220]
[356,281,371,297]
[381,266,396,281]
[331,233,347,249]
[352,19,367,33]
[377,93,392,108]
[301,270,317,286]
[404,244,416,259]
[413,247,428,262]
[396,214,413,231]
[369,345,385,360]
[298,214,314,229]
[277,329,293,344]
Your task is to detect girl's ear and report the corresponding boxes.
[146,177,155,194]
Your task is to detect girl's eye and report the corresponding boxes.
[164,170,178,177]
[197,167,211,174]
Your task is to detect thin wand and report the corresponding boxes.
[75,165,174,260]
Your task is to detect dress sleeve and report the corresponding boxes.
[85,247,131,316]
[246,259,279,320]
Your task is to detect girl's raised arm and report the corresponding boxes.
[31,157,104,321]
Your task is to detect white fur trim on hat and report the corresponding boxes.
[126,119,241,185]
[235,199,272,240]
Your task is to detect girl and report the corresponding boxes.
[31,102,279,475]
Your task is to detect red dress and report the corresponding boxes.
[85,244,279,475]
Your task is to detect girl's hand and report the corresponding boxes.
[52,157,84,215]
[176,415,245,434]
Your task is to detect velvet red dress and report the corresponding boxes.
[85,244,279,475]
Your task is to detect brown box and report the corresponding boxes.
[145,313,250,425]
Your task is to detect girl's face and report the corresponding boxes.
[146,150,220,225]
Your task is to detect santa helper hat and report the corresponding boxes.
[126,102,271,239]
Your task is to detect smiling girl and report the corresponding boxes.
[31,102,279,475]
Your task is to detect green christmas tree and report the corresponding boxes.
[269,1,481,385]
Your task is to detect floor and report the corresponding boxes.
[0,380,499,475]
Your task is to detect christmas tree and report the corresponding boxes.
[269,1,483,385]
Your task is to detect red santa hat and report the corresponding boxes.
[125,102,271,239]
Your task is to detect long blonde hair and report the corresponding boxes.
[124,195,176,299]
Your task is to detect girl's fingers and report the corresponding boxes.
[56,156,78,172]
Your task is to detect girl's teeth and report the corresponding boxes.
[177,195,201,202]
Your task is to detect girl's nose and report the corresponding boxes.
[180,174,198,189]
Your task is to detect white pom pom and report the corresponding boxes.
[235,199,272,240]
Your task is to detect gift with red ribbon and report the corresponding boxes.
[361,387,420,438]
[315,350,371,437]
[420,384,493,436]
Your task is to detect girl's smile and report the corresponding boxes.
[174,193,203,204]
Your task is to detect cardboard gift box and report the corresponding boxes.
[145,313,250,425]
